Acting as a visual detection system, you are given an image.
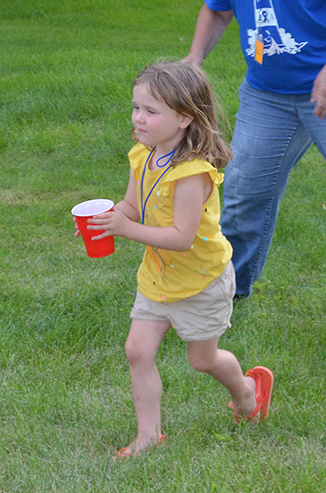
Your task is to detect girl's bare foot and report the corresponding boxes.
[115,433,165,459]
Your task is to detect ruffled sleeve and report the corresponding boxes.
[128,143,150,182]
[160,159,224,196]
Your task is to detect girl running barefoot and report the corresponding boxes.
[76,61,274,457]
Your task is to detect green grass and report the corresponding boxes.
[1,0,326,491]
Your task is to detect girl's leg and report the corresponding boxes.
[121,318,170,455]
[188,338,257,420]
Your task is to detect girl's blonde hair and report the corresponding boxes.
[132,61,232,169]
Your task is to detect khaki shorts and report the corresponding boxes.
[130,261,235,342]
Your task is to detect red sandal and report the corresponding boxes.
[234,366,274,423]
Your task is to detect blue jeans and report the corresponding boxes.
[221,80,326,296]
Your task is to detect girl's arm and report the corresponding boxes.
[87,170,210,252]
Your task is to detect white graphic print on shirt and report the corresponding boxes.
[246,0,308,57]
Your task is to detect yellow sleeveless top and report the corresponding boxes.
[129,143,232,303]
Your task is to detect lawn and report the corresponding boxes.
[0,1,325,491]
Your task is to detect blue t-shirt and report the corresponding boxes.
[205,0,326,94]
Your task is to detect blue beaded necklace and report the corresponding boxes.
[140,147,176,224]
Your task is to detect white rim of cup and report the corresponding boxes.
[71,199,114,217]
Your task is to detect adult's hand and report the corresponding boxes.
[311,64,326,119]
[182,6,233,67]
[182,53,203,66]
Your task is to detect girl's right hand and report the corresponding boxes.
[86,208,131,240]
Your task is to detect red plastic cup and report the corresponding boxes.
[71,199,115,258]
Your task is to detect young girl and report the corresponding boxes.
[75,61,274,457]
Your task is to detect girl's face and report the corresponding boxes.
[132,83,192,155]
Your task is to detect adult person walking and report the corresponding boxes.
[184,1,326,297]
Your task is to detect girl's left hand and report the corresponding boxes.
[86,208,131,240]
[73,216,81,237]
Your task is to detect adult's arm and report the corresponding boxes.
[311,64,326,119]
[183,3,234,65]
